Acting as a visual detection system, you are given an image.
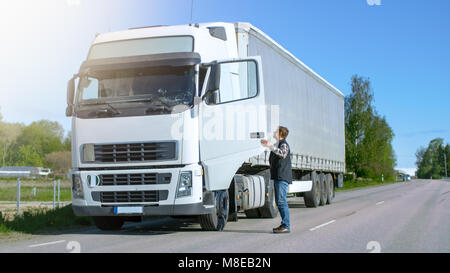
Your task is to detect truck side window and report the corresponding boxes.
[209,60,258,105]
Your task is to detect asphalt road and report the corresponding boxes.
[1,179,449,253]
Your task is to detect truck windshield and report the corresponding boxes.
[76,65,195,108]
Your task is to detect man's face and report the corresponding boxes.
[273,130,280,141]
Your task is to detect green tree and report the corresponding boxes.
[0,121,24,166]
[14,145,43,166]
[14,120,64,156]
[416,138,448,179]
[344,75,396,180]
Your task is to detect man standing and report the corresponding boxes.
[261,126,292,234]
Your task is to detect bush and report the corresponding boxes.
[0,204,92,234]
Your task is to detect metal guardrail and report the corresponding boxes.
[15,178,63,216]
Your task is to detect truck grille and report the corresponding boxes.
[94,190,169,203]
[99,173,171,186]
[93,141,176,163]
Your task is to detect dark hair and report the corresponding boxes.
[278,126,289,139]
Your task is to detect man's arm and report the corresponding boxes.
[269,143,289,159]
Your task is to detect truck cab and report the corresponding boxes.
[67,22,267,231]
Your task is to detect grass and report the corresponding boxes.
[0,204,93,236]
[0,179,71,202]
[336,179,403,191]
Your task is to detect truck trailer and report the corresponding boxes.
[66,22,345,231]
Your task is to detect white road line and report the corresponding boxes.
[29,240,66,248]
[309,220,336,231]
[376,201,385,205]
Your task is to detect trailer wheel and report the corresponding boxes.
[319,173,327,206]
[304,171,321,208]
[326,174,334,204]
[199,190,229,231]
[258,179,278,218]
[93,216,124,231]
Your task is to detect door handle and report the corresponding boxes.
[250,132,265,139]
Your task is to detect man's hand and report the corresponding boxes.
[260,139,271,147]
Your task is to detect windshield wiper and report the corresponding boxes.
[81,101,122,116]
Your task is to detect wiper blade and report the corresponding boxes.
[81,101,122,116]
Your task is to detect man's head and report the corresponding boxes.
[273,126,289,141]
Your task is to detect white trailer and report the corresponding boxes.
[66,22,344,231]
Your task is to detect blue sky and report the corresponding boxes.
[0,0,449,168]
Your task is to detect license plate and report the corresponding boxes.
[114,206,143,215]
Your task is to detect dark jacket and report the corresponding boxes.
[269,138,293,184]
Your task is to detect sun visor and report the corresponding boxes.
[79,52,201,74]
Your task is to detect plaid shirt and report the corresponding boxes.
[269,141,289,159]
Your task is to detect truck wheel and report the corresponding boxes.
[93,216,124,231]
[244,208,261,218]
[259,180,278,218]
[326,174,334,204]
[304,171,321,208]
[199,190,229,231]
[319,173,327,206]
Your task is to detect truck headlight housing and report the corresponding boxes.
[176,171,192,198]
[72,174,84,199]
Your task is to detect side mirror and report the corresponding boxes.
[203,89,219,105]
[67,77,75,105]
[66,76,76,117]
[65,105,73,117]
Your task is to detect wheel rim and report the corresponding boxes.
[314,180,320,203]
[329,179,333,196]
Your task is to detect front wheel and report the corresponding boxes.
[199,190,229,231]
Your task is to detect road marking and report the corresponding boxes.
[376,201,385,205]
[309,220,336,231]
[29,240,66,248]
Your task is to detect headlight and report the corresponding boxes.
[82,144,95,162]
[72,174,84,199]
[176,171,192,198]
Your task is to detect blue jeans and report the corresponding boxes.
[274,180,290,230]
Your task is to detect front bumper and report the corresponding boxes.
[70,163,210,216]
[72,202,214,216]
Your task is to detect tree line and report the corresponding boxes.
[415,138,449,179]
[0,107,71,177]
[344,75,396,181]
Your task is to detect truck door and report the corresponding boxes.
[198,57,267,191]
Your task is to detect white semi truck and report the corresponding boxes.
[66,22,345,231]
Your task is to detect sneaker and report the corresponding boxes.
[272,225,283,232]
[273,225,290,233]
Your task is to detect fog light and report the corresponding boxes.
[72,174,84,199]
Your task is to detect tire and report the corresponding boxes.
[319,173,327,206]
[244,208,261,218]
[326,174,334,205]
[258,178,278,218]
[199,190,229,231]
[304,171,321,208]
[93,216,124,231]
